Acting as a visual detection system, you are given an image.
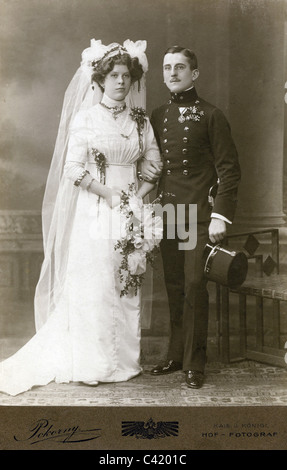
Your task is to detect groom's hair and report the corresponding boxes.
[164,46,198,70]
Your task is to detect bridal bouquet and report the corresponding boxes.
[114,183,163,297]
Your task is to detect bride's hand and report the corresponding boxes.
[105,187,122,208]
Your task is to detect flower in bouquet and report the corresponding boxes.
[114,183,163,297]
[127,251,147,275]
[127,193,144,220]
[141,205,163,248]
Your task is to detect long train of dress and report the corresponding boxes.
[0,167,142,396]
[0,102,160,396]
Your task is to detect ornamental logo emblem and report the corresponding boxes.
[121,418,179,439]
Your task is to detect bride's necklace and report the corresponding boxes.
[100,102,126,119]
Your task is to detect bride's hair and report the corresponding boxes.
[92,53,144,91]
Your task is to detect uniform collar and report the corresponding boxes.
[170,87,198,104]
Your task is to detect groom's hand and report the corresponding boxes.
[208,218,226,244]
[140,160,162,183]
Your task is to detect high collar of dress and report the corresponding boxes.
[170,86,198,105]
[101,93,126,108]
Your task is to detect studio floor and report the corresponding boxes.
[0,341,286,407]
[0,298,287,407]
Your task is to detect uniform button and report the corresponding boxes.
[183,169,188,175]
[163,128,167,133]
[165,149,169,153]
[183,159,188,166]
[184,126,189,132]
[163,139,167,144]
[166,159,170,164]
[182,148,188,154]
[164,118,168,123]
[167,169,171,175]
[183,137,188,143]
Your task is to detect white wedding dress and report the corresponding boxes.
[0,99,160,396]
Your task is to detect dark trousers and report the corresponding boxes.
[160,222,209,372]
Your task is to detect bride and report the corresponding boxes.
[0,39,162,396]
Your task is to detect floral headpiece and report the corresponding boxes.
[81,39,148,79]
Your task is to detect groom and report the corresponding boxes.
[141,46,241,389]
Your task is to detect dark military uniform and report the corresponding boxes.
[151,87,240,373]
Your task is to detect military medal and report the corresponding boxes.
[178,107,187,123]
[177,104,205,124]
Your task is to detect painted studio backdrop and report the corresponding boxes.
[0,0,286,359]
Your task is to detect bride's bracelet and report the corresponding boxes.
[74,170,90,187]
